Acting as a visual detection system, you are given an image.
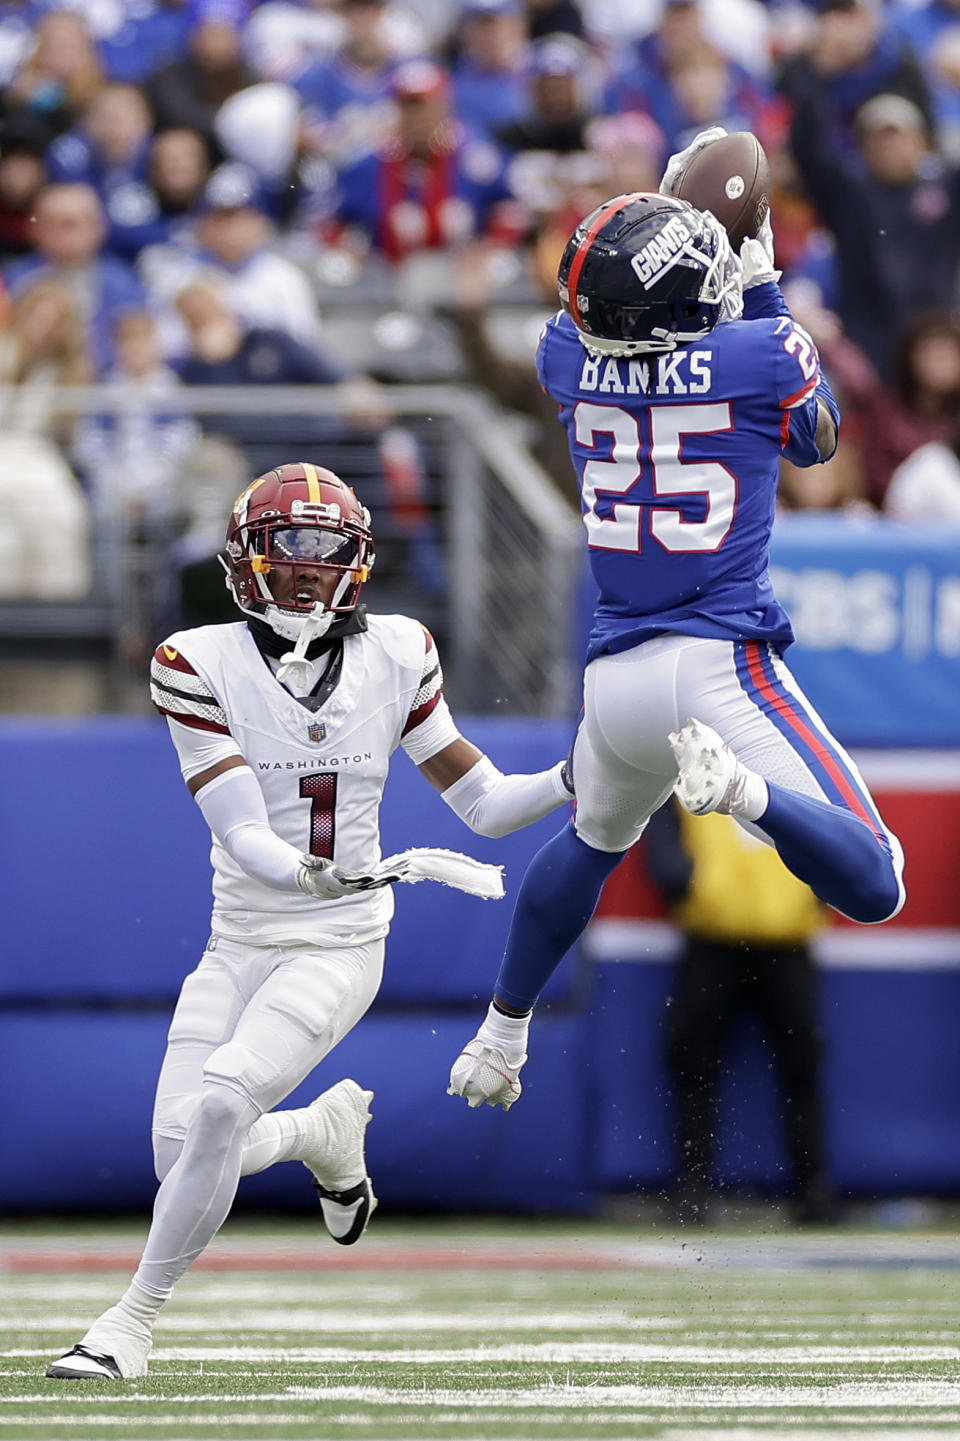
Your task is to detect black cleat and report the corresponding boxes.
[46,1345,124,1380]
[313,1175,377,1245]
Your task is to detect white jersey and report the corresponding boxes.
[150,616,446,945]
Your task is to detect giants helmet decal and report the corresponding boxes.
[557,192,742,357]
[222,462,375,642]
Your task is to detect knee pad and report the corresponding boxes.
[188,1076,260,1153]
[201,1041,270,1115]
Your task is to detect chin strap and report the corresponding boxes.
[276,603,332,687]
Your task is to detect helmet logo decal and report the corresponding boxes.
[231,475,268,527]
[630,215,695,289]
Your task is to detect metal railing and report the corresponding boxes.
[0,384,582,716]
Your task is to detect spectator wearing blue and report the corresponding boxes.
[4,181,145,374]
[94,2,191,84]
[604,2,768,157]
[46,82,169,260]
[891,0,960,64]
[451,0,529,140]
[496,33,598,157]
[146,0,257,160]
[326,60,513,260]
[296,0,404,169]
[140,162,323,355]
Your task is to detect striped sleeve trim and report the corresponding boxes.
[780,373,820,410]
[402,630,443,736]
[150,646,230,736]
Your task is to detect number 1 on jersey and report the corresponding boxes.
[574,400,736,554]
[300,772,338,858]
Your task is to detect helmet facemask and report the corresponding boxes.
[223,497,374,645]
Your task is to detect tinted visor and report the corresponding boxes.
[268,527,357,565]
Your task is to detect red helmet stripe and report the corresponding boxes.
[567,193,641,327]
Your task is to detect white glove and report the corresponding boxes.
[447,1002,529,1111]
[297,855,400,899]
[659,125,728,196]
[740,210,781,290]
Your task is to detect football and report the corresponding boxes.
[673,131,771,250]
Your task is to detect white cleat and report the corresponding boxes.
[302,1079,377,1246]
[669,718,748,817]
[46,1308,152,1380]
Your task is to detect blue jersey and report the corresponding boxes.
[538,285,838,663]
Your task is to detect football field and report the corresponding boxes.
[2,1218,960,1440]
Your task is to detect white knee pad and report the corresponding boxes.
[201,1044,270,1115]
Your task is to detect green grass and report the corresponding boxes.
[3,1218,960,1439]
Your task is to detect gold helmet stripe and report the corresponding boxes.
[302,462,322,503]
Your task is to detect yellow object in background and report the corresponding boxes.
[674,812,824,947]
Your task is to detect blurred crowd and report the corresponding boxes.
[1,0,960,617]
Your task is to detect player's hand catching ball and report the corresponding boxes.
[659,126,728,197]
[740,210,780,290]
[447,1002,530,1111]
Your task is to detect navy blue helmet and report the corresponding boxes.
[557,192,741,356]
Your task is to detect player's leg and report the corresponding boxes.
[494,642,679,1011]
[48,939,383,1379]
[134,938,385,1292]
[228,938,384,1244]
[670,639,905,924]
[47,939,269,1379]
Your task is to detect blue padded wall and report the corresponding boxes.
[1,1011,592,1213]
[0,717,579,1006]
[588,960,960,1195]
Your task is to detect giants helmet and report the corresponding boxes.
[223,462,375,643]
[558,192,742,357]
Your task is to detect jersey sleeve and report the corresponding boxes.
[400,628,460,764]
[149,641,231,736]
[535,311,564,399]
[764,318,829,466]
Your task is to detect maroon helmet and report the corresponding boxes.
[223,462,375,640]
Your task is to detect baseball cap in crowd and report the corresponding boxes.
[201,161,264,212]
[390,59,450,101]
[856,93,927,135]
[188,0,250,28]
[460,0,520,18]
[528,34,591,77]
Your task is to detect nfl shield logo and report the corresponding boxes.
[307,721,326,743]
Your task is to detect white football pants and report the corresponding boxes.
[571,633,898,861]
[152,934,384,1155]
[129,936,384,1300]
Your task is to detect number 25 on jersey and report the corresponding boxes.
[574,400,736,555]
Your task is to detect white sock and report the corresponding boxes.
[736,770,770,822]
[240,1110,310,1176]
[115,1280,166,1323]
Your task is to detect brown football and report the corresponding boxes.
[673,131,771,250]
